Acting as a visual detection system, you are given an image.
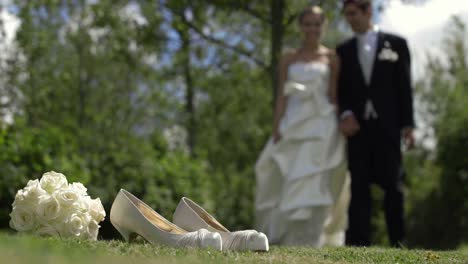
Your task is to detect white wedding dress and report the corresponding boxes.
[255,61,350,247]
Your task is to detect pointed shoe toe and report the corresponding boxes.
[246,231,269,252]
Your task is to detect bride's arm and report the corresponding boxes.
[272,53,292,143]
[328,50,340,110]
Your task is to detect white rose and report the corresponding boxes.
[35,224,59,237]
[14,189,27,203]
[86,220,100,241]
[87,197,106,222]
[55,200,89,225]
[25,179,40,188]
[62,213,91,238]
[40,171,68,193]
[9,207,36,232]
[36,194,61,221]
[69,182,88,196]
[74,197,91,212]
[12,189,35,208]
[54,188,80,207]
[22,179,47,200]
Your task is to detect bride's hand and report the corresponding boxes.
[339,114,360,137]
[273,131,282,144]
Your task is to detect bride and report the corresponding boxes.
[255,6,350,247]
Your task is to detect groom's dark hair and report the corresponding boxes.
[343,0,372,11]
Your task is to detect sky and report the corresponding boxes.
[0,7,19,125]
[378,0,468,79]
[0,7,19,44]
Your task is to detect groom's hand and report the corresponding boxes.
[402,127,415,149]
[339,114,360,137]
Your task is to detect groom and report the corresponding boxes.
[336,0,415,247]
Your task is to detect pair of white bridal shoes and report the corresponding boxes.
[110,189,269,251]
[110,189,221,250]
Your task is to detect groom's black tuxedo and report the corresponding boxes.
[337,31,414,138]
[336,31,414,246]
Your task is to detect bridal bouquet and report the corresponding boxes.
[9,171,106,240]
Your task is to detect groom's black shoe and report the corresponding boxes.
[345,229,371,247]
[391,239,407,249]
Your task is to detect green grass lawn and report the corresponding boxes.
[1,232,467,264]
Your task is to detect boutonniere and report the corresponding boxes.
[378,41,398,62]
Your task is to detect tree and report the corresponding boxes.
[174,0,343,107]
[0,1,215,238]
[404,17,468,249]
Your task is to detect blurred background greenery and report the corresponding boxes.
[0,0,466,250]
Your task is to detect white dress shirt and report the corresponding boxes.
[357,26,379,85]
[341,25,379,121]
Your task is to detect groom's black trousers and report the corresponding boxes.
[345,119,405,247]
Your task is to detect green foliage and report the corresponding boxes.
[141,149,214,221]
[432,95,468,247]
[0,1,213,238]
[192,60,271,229]
[0,120,89,227]
[399,17,468,249]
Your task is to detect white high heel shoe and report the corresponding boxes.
[110,189,222,250]
[173,197,269,251]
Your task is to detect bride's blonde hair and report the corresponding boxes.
[298,5,327,25]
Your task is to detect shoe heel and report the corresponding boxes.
[113,224,136,242]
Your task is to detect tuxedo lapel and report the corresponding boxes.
[369,32,385,87]
[350,38,367,86]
